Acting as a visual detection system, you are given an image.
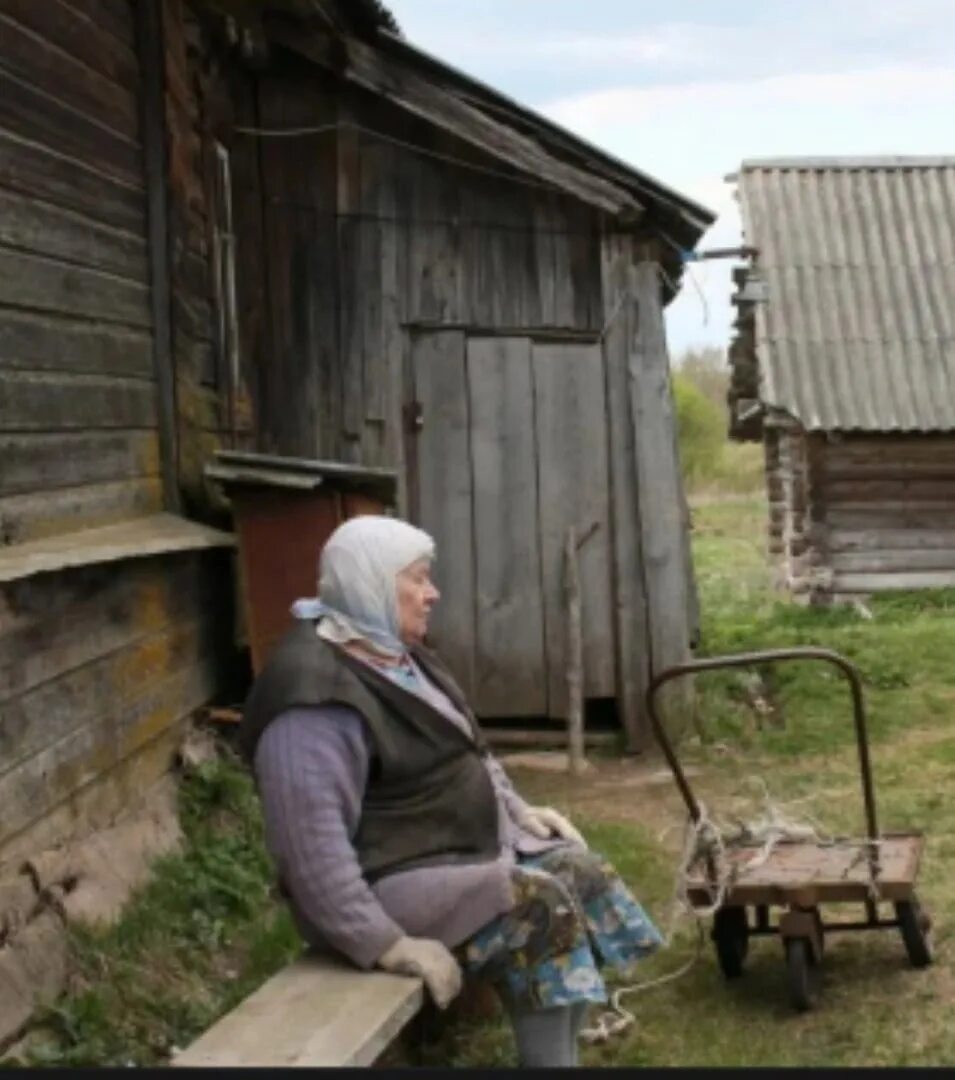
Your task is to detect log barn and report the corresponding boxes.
[728,157,955,602]
[0,0,713,885]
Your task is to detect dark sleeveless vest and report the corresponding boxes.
[240,620,501,883]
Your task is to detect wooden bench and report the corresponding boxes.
[170,951,424,1068]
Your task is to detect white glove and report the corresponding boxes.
[376,935,463,1009]
[516,805,587,849]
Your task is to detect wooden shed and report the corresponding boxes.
[0,0,712,879]
[202,1,713,747]
[728,157,955,602]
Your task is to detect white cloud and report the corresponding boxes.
[545,66,955,131]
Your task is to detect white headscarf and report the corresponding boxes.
[291,515,435,658]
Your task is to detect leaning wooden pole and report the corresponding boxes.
[564,526,586,775]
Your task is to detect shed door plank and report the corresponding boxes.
[411,330,476,700]
[628,263,693,676]
[467,336,546,716]
[532,342,615,716]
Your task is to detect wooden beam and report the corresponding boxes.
[135,0,180,513]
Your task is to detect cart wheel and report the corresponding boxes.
[712,906,749,979]
[785,937,821,1012]
[896,898,934,968]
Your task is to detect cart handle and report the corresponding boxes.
[645,647,879,843]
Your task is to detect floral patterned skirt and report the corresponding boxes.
[458,846,664,1010]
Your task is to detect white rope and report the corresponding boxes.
[578,777,884,1045]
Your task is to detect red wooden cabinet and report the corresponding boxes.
[206,452,397,674]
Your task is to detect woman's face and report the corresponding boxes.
[396,557,440,645]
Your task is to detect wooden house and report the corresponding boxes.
[0,0,713,879]
[727,157,955,602]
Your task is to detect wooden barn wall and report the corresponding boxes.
[237,70,604,471]
[812,434,955,595]
[165,0,256,519]
[0,0,160,544]
[0,0,234,871]
[0,549,232,871]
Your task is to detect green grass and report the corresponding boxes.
[13,756,299,1068]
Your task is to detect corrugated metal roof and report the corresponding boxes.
[736,157,955,432]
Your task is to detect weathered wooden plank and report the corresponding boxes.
[833,570,955,593]
[828,528,955,553]
[825,479,955,504]
[0,12,140,139]
[171,952,424,1069]
[0,309,152,376]
[0,513,232,585]
[822,437,955,464]
[532,342,615,717]
[0,717,183,875]
[829,549,955,574]
[410,329,476,700]
[0,651,218,845]
[628,263,692,683]
[820,463,955,481]
[0,619,208,773]
[467,336,547,717]
[256,72,338,459]
[0,188,147,280]
[828,506,955,530]
[534,191,558,326]
[0,63,142,188]
[60,0,136,52]
[0,371,156,431]
[0,129,146,235]
[0,477,162,544]
[337,116,365,445]
[0,0,139,93]
[599,233,651,751]
[0,430,158,497]
[0,246,151,327]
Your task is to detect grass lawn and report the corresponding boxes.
[11,496,954,1068]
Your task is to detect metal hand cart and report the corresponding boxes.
[646,647,934,1011]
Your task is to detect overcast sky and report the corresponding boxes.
[388,0,955,358]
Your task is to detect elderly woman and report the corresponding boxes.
[241,516,663,1068]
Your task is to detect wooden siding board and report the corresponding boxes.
[0,619,208,775]
[0,188,148,281]
[0,246,150,327]
[0,649,218,845]
[467,336,547,716]
[0,431,159,497]
[0,310,152,377]
[0,371,156,431]
[256,71,338,459]
[0,478,162,544]
[0,0,139,93]
[0,128,146,234]
[60,0,137,53]
[628,262,692,675]
[410,330,476,700]
[0,720,183,874]
[600,234,650,750]
[0,12,139,140]
[532,342,615,717]
[0,63,142,188]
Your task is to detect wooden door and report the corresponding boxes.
[407,330,615,719]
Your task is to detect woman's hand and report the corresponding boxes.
[376,935,463,1009]
[516,805,587,848]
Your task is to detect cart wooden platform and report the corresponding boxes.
[647,648,934,1011]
